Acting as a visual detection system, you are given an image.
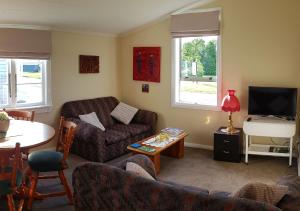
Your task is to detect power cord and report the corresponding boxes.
[270,137,289,146]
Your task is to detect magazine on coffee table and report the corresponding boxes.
[142,128,185,147]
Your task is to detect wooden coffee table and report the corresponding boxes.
[127,132,188,173]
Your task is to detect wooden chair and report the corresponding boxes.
[0,143,25,211]
[4,109,35,121]
[3,109,35,161]
[27,117,77,210]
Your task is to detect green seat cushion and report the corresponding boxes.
[0,167,23,195]
[28,151,64,172]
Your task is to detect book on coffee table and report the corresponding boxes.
[130,143,141,148]
[160,127,184,137]
[138,146,156,153]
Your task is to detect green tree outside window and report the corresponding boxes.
[181,38,217,80]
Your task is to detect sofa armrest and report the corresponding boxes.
[73,162,280,211]
[113,154,156,179]
[276,175,300,211]
[132,109,157,133]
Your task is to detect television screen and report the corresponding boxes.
[248,86,297,117]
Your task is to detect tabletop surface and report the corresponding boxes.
[127,132,188,156]
[0,120,55,150]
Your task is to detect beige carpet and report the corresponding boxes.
[29,147,297,210]
[159,148,296,193]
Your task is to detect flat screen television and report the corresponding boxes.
[248,86,298,118]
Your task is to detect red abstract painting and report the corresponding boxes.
[133,47,160,82]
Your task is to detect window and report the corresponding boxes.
[170,9,221,109]
[172,35,221,108]
[0,58,51,108]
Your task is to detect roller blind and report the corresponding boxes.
[0,28,51,59]
[170,10,220,38]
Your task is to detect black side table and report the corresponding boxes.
[214,127,243,163]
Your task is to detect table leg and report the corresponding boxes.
[149,154,160,174]
[289,137,293,166]
[245,135,249,164]
[161,138,184,158]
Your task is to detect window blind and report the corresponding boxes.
[170,10,220,38]
[0,28,51,59]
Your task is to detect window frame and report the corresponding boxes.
[0,58,52,112]
[171,33,222,111]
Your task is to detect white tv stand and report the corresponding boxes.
[243,116,296,166]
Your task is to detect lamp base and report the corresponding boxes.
[221,112,240,134]
[220,127,240,134]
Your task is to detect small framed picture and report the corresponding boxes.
[142,84,149,93]
[79,55,99,73]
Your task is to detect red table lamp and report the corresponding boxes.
[221,90,240,134]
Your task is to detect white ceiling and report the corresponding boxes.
[0,0,201,35]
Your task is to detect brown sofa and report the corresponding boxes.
[61,96,157,162]
[72,155,299,211]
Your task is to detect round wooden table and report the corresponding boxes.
[0,120,55,150]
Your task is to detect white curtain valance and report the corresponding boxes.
[0,28,51,59]
[170,10,220,38]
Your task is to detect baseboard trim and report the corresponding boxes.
[184,142,213,150]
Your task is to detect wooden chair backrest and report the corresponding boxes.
[56,117,77,161]
[4,109,35,121]
[0,143,22,189]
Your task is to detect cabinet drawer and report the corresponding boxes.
[213,127,242,163]
[214,135,239,151]
[214,147,240,162]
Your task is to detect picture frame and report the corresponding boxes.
[142,84,149,93]
[133,47,160,82]
[79,55,99,73]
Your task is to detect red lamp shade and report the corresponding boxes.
[221,90,240,112]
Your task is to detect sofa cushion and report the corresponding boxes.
[79,112,105,131]
[110,123,151,136]
[61,97,119,128]
[105,129,131,145]
[232,182,288,206]
[276,175,300,211]
[114,154,157,179]
[111,102,138,125]
[126,162,155,180]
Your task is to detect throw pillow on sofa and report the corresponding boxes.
[111,102,138,125]
[232,182,288,206]
[79,112,105,131]
[126,162,155,180]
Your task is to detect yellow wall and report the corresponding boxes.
[31,0,300,150]
[119,0,300,147]
[35,31,119,149]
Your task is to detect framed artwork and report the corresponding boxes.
[133,47,160,82]
[79,55,99,73]
[142,84,149,93]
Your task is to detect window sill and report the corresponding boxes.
[172,102,221,111]
[3,105,53,114]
